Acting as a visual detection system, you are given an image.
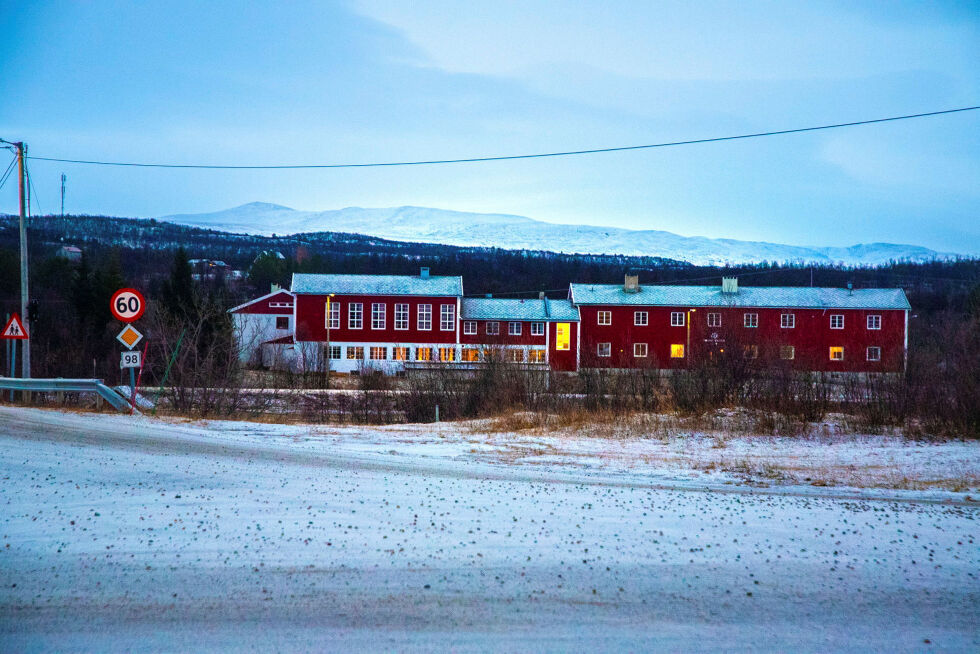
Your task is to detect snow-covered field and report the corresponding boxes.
[1,407,977,652]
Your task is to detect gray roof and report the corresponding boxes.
[462,298,580,321]
[291,273,463,296]
[569,284,910,310]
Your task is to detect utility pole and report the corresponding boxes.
[15,142,30,379]
[61,173,66,217]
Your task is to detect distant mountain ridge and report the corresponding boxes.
[159,202,960,266]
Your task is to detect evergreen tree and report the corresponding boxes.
[161,247,196,319]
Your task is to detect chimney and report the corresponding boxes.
[271,283,281,293]
[420,267,430,279]
[623,274,640,293]
[538,291,545,300]
[847,282,853,295]
[485,293,492,298]
[721,277,738,294]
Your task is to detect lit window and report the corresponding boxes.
[830,346,844,361]
[634,311,648,326]
[744,313,758,328]
[529,350,546,363]
[438,347,456,362]
[418,304,432,330]
[327,345,342,360]
[416,347,432,361]
[670,312,685,326]
[867,315,881,330]
[597,311,611,325]
[327,302,340,330]
[275,316,289,330]
[463,321,477,335]
[780,345,795,360]
[509,322,522,336]
[743,345,759,359]
[830,315,844,329]
[531,322,544,335]
[487,321,500,335]
[597,343,611,357]
[440,304,455,331]
[346,346,364,360]
[371,303,386,330]
[781,313,795,329]
[393,347,409,361]
[370,346,387,360]
[508,349,525,362]
[348,303,363,329]
[670,344,685,358]
[633,343,648,358]
[462,348,480,362]
[707,313,721,327]
[867,346,881,361]
[394,304,409,330]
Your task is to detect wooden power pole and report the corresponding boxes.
[16,142,30,379]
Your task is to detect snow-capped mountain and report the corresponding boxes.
[159,203,958,266]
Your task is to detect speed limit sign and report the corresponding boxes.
[110,288,146,323]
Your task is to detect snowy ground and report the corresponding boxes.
[1,407,977,652]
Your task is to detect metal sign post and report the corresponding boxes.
[1,313,29,402]
[111,289,147,414]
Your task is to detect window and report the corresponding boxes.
[439,347,456,362]
[440,304,455,331]
[830,346,844,361]
[780,313,795,329]
[418,304,432,330]
[393,347,409,361]
[867,315,881,330]
[830,314,844,329]
[633,343,648,358]
[270,301,293,309]
[529,349,546,363]
[597,342,611,358]
[780,345,795,360]
[508,349,525,363]
[327,345,342,360]
[416,347,432,361]
[707,312,721,327]
[348,303,363,329]
[531,322,545,336]
[463,321,477,335]
[597,311,611,325]
[486,321,500,335]
[346,346,364,360]
[394,304,409,330]
[670,344,685,358]
[371,303,386,330]
[462,348,480,362]
[509,322,522,336]
[744,313,758,328]
[743,345,759,359]
[555,323,571,350]
[327,301,340,330]
[370,346,387,360]
[867,346,881,361]
[670,312,685,326]
[634,311,648,326]
[275,316,289,330]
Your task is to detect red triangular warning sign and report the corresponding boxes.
[1,313,29,340]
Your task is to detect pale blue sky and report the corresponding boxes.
[1,0,978,252]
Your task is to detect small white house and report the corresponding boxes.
[228,288,295,368]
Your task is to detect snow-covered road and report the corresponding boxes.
[1,407,977,652]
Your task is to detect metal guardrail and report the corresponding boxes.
[0,377,138,414]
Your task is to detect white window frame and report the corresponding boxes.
[634,311,648,326]
[670,311,685,327]
[529,349,546,363]
[369,346,387,360]
[440,304,455,331]
[744,313,758,328]
[633,343,648,358]
[707,312,721,327]
[530,322,545,336]
[509,322,522,336]
[867,346,881,362]
[346,346,364,360]
[486,321,500,335]
[327,302,341,330]
[393,347,410,361]
[394,303,409,330]
[830,314,844,330]
[597,311,611,326]
[463,320,477,335]
[371,303,386,330]
[327,345,342,360]
[780,313,795,329]
[348,303,363,330]
[867,315,881,330]
[418,304,432,331]
[597,342,611,358]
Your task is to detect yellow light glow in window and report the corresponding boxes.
[671,344,685,358]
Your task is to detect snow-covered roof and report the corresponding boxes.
[569,284,911,310]
[291,273,463,297]
[462,298,580,321]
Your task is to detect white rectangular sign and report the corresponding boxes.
[120,351,142,369]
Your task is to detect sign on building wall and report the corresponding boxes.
[555,323,570,351]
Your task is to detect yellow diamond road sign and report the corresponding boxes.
[116,324,143,350]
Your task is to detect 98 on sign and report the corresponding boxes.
[110,288,146,323]
[120,351,142,369]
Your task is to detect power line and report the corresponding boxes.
[0,155,16,191]
[22,106,979,170]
